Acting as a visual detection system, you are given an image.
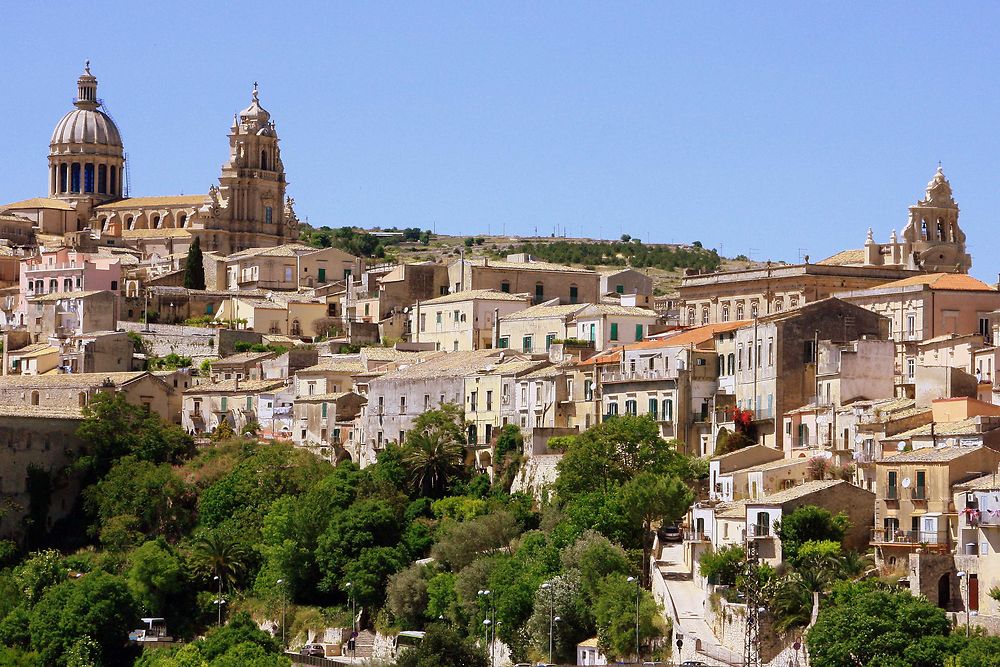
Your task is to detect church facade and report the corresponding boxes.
[3,63,299,255]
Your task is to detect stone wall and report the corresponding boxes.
[511,454,561,499]
[118,322,262,362]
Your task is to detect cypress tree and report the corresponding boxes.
[183,236,206,290]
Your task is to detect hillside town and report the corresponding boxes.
[3,63,1000,667]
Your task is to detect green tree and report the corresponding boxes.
[527,572,592,663]
[492,424,524,493]
[13,550,67,606]
[315,498,404,598]
[75,393,195,478]
[776,505,851,563]
[191,530,250,592]
[619,473,693,583]
[806,580,953,667]
[387,564,431,628]
[85,457,195,547]
[560,530,631,599]
[127,539,190,621]
[698,545,744,586]
[183,236,206,290]
[199,611,281,660]
[555,415,692,499]
[402,431,466,498]
[431,511,520,571]
[394,622,487,667]
[28,571,139,667]
[593,575,663,661]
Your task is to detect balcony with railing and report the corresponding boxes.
[885,485,899,501]
[600,368,676,383]
[746,523,774,539]
[870,528,949,548]
[684,530,709,542]
[962,508,1000,528]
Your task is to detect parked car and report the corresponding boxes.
[681,661,707,666]
[659,523,683,542]
[300,644,325,657]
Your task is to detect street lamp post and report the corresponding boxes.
[213,575,224,627]
[345,581,356,659]
[478,589,496,667]
[541,582,554,664]
[277,579,286,648]
[627,575,641,661]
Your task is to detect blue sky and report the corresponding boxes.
[5,2,1000,279]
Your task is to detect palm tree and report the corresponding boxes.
[191,530,249,591]
[401,430,466,497]
[766,573,813,633]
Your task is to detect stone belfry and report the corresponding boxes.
[215,83,297,252]
[864,165,972,273]
[899,165,971,273]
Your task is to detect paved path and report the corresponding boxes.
[657,542,742,666]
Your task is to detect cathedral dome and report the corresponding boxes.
[49,62,123,153]
[50,108,122,148]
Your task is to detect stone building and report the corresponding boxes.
[358,349,521,466]
[223,244,361,291]
[872,446,1000,575]
[410,289,531,352]
[731,298,888,449]
[598,268,654,299]
[292,391,366,461]
[497,302,588,354]
[837,273,1000,389]
[570,302,660,352]
[448,255,600,306]
[1,64,300,255]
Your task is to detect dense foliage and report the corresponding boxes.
[298,225,431,258]
[0,400,706,665]
[510,239,722,272]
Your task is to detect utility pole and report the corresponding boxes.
[742,540,763,667]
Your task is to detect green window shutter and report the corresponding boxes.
[321,403,328,418]
[610,323,618,341]
[635,324,643,341]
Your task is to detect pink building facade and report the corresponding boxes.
[17,249,121,323]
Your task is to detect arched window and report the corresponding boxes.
[662,398,673,422]
[534,282,544,304]
[736,303,745,320]
[727,353,735,374]
[774,299,784,312]
[109,165,117,195]
[936,219,945,241]
[59,163,68,193]
[63,278,72,292]
[750,303,759,318]
[701,307,709,325]
[152,215,162,229]
[261,150,268,170]
[921,220,929,240]
[126,216,135,230]
[100,217,109,233]
[721,305,730,322]
[84,163,95,193]
[70,163,81,192]
[30,391,39,406]
[500,281,510,293]
[291,319,301,336]
[179,214,188,228]
[78,392,87,408]
[97,164,107,194]
[49,279,58,293]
